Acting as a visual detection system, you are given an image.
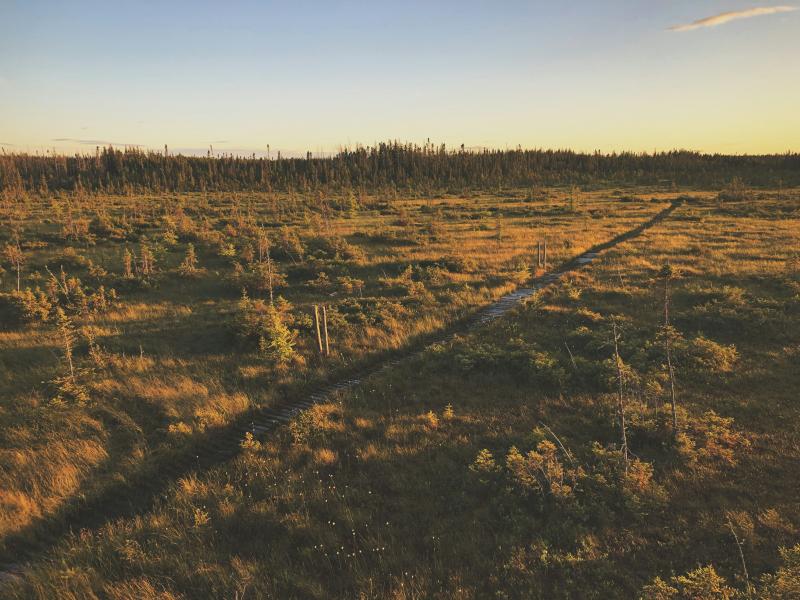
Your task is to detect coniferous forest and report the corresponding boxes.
[2,143,799,194]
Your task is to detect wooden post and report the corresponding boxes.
[322,305,330,356]
[537,241,541,267]
[543,240,548,270]
[314,305,323,354]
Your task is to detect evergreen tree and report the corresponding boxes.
[3,240,25,291]
[122,247,134,279]
[258,303,295,364]
[179,243,199,275]
[139,240,155,277]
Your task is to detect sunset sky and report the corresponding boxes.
[1,1,798,156]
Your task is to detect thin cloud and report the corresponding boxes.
[52,137,142,147]
[670,5,797,31]
[169,146,312,158]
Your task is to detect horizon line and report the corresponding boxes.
[2,143,798,160]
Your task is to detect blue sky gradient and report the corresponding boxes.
[1,1,798,155]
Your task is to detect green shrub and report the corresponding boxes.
[2,288,52,323]
[273,225,304,261]
[505,440,583,499]
[585,443,665,514]
[289,408,324,446]
[443,254,477,273]
[305,235,364,263]
[641,566,735,599]
[89,213,130,240]
[759,544,800,599]
[680,409,750,469]
[337,297,407,326]
[681,335,738,377]
[237,289,296,364]
[448,338,567,389]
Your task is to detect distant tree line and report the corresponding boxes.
[1,142,798,194]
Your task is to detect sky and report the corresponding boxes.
[1,1,798,156]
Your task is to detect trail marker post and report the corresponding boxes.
[322,305,330,356]
[314,305,324,354]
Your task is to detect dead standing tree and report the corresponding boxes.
[139,240,155,278]
[3,239,25,291]
[122,247,134,279]
[660,264,679,434]
[265,246,275,305]
[612,321,630,472]
[535,240,548,270]
[543,240,547,270]
[56,307,76,383]
[257,227,270,264]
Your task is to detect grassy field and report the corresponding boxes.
[0,190,661,542]
[2,189,799,598]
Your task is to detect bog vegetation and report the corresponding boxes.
[0,150,798,598]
